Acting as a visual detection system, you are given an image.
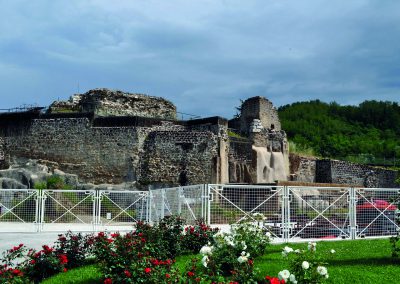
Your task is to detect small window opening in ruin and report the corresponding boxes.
[178,171,188,186]
[271,124,275,130]
[263,166,268,180]
[236,164,241,183]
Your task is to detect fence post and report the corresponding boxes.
[147,190,153,224]
[39,190,46,232]
[178,187,182,216]
[282,186,290,242]
[349,187,357,240]
[34,189,42,232]
[204,184,211,225]
[93,190,101,232]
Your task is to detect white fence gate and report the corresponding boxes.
[1,185,399,242]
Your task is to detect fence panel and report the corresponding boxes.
[355,188,400,238]
[288,187,351,241]
[208,185,284,240]
[98,190,148,231]
[41,190,95,232]
[149,185,205,224]
[0,189,38,232]
[178,185,205,224]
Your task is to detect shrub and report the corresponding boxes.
[185,218,271,283]
[0,244,27,284]
[54,231,93,269]
[24,245,69,283]
[92,231,180,283]
[181,219,219,254]
[0,243,69,283]
[280,242,330,284]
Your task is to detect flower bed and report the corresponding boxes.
[1,215,400,283]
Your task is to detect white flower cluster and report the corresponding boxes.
[317,266,329,278]
[199,244,213,256]
[237,251,250,263]
[307,241,317,252]
[278,269,297,284]
[301,261,309,269]
[199,244,214,268]
[282,246,294,257]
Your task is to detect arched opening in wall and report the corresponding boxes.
[178,171,188,186]
[229,162,236,183]
[263,166,268,180]
[240,164,245,183]
[236,164,241,183]
[243,166,251,183]
[271,124,275,130]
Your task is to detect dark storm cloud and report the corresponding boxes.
[0,0,399,118]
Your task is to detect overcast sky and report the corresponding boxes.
[0,0,399,118]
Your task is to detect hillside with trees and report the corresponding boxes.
[278,100,400,166]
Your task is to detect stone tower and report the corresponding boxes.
[239,96,281,133]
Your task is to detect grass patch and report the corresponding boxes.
[256,239,400,283]
[41,264,102,284]
[41,239,400,283]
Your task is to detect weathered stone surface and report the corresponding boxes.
[289,154,317,183]
[0,178,27,189]
[48,88,177,120]
[238,96,281,133]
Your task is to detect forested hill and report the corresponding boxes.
[278,100,400,165]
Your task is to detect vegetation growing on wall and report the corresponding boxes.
[278,100,400,165]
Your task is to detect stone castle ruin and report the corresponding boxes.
[0,89,398,189]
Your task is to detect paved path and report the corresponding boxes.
[0,232,63,254]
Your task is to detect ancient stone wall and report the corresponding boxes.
[4,117,140,183]
[2,115,219,185]
[48,89,177,120]
[289,154,317,183]
[139,131,218,185]
[228,137,253,183]
[239,96,281,133]
[316,159,398,188]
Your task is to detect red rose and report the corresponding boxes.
[187,271,194,277]
[63,268,68,272]
[265,277,284,284]
[12,269,23,276]
[58,254,68,264]
[30,260,36,265]
[104,278,112,284]
[144,267,151,274]
[165,273,171,278]
[124,270,132,277]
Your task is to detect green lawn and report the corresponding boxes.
[42,239,400,283]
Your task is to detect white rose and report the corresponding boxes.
[278,269,290,281]
[237,255,248,263]
[308,242,317,252]
[302,261,310,269]
[201,255,209,267]
[330,249,336,254]
[289,274,297,284]
[199,245,213,255]
[317,266,328,276]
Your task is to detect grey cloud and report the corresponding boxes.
[0,0,399,119]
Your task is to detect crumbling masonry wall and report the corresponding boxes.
[2,115,219,185]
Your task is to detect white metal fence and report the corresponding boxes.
[1,185,399,243]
